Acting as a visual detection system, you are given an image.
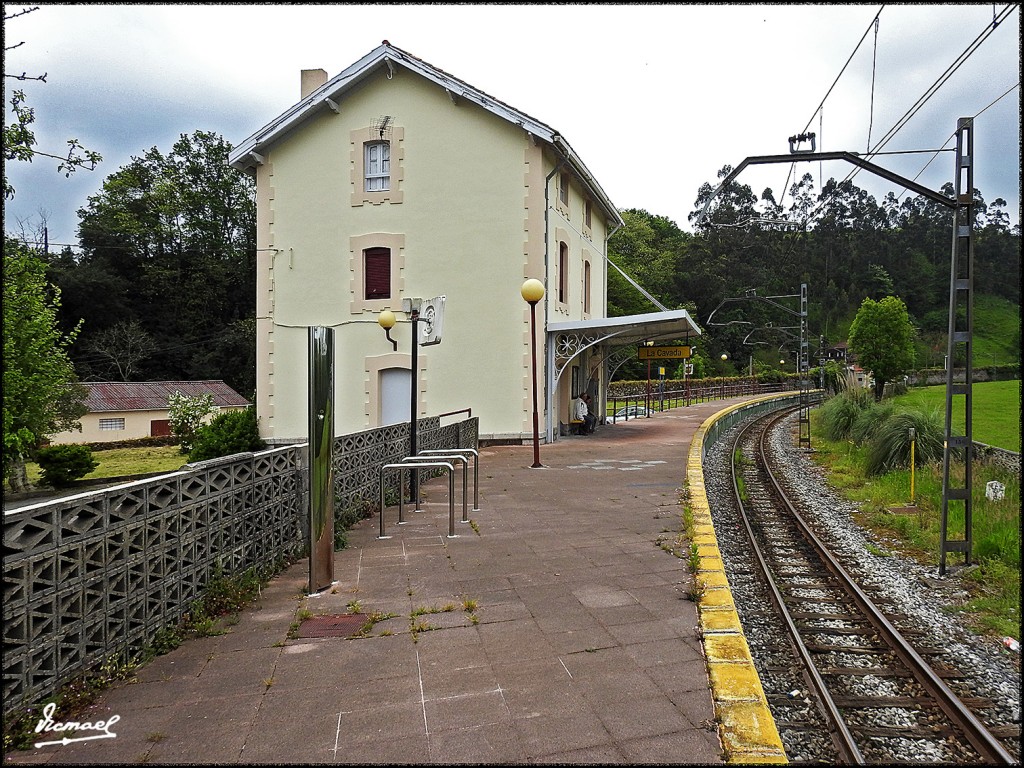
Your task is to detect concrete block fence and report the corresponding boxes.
[3,415,477,714]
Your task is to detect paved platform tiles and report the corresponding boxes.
[7,394,789,765]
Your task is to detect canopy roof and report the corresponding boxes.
[547,309,702,347]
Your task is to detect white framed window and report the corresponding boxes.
[364,141,390,192]
[99,417,125,431]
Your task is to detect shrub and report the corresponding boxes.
[863,407,944,475]
[820,393,864,441]
[168,392,217,454]
[850,401,896,444]
[34,444,98,487]
[187,407,264,463]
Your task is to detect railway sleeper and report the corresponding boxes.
[806,642,947,655]
[830,695,995,709]
[818,665,963,679]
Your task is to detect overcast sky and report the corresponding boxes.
[4,3,1020,248]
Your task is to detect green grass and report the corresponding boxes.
[894,380,1021,452]
[26,444,187,486]
[973,294,1022,369]
[809,407,1020,639]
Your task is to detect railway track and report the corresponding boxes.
[725,406,1017,764]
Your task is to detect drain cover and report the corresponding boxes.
[296,613,365,638]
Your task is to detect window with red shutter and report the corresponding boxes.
[364,248,391,299]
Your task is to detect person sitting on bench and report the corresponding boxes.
[572,393,589,435]
[581,393,597,434]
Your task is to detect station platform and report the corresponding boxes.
[6,395,787,765]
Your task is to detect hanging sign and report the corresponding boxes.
[638,345,691,360]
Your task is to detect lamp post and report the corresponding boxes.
[645,340,654,417]
[378,305,421,501]
[521,279,545,468]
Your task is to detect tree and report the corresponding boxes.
[3,240,87,490]
[69,130,256,391]
[3,7,101,199]
[167,392,217,454]
[82,320,156,381]
[847,295,916,402]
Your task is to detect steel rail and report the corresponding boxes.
[731,407,865,764]
[758,410,1015,764]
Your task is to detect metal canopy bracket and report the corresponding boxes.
[693,120,973,573]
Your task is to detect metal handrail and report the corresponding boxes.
[378,461,455,538]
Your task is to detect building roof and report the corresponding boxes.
[228,41,623,228]
[81,381,250,413]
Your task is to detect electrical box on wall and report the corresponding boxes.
[419,295,445,346]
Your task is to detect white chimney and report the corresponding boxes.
[301,69,328,99]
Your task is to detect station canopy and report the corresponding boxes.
[547,308,702,348]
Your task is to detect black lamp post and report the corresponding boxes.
[378,305,421,501]
[521,279,545,468]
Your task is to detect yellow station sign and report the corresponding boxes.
[638,345,692,360]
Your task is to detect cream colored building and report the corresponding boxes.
[229,42,699,445]
[47,381,250,445]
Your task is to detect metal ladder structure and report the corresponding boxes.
[939,117,975,576]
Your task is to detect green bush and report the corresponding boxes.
[819,393,864,441]
[863,407,944,475]
[187,408,264,463]
[34,444,98,487]
[850,401,896,444]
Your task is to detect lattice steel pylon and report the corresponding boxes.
[798,283,811,450]
[939,118,975,576]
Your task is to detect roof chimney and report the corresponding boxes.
[301,69,328,99]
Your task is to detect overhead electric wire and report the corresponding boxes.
[889,80,1020,204]
[779,5,885,204]
[801,3,1017,225]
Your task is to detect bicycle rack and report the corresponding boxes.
[402,454,470,525]
[378,461,455,538]
[416,448,480,513]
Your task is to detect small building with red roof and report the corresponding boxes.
[47,380,250,445]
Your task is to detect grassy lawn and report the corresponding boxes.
[809,404,1020,640]
[26,444,188,486]
[894,379,1020,451]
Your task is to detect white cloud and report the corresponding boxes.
[4,3,1019,246]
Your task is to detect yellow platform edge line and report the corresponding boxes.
[687,396,789,764]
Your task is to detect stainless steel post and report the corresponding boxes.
[308,326,334,592]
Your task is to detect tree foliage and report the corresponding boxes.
[3,240,87,487]
[167,392,217,454]
[3,7,102,199]
[604,163,1018,381]
[847,295,917,401]
[187,407,264,463]
[50,130,257,393]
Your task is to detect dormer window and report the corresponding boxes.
[365,141,390,192]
